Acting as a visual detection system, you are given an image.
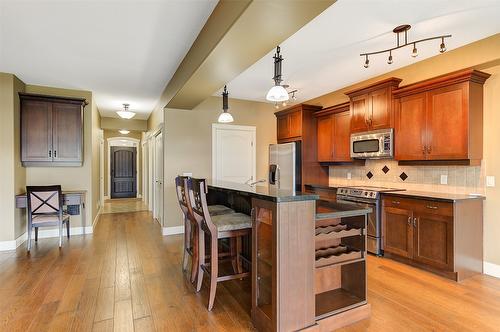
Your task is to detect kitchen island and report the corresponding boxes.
[207,180,371,332]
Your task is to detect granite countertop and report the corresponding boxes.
[315,199,372,219]
[207,180,319,203]
[304,183,340,190]
[382,190,485,202]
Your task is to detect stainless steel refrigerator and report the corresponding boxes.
[268,142,302,192]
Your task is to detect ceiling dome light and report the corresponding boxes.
[217,85,234,123]
[440,37,447,53]
[411,43,418,57]
[119,129,130,135]
[116,103,135,119]
[266,46,290,102]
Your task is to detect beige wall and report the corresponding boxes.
[0,73,26,241]
[304,34,500,267]
[103,129,143,197]
[24,85,98,227]
[153,96,276,228]
[101,117,148,131]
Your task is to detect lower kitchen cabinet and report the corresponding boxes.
[382,195,482,281]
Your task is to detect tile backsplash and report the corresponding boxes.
[329,160,484,195]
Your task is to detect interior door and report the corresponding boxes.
[52,102,82,162]
[111,146,137,198]
[154,133,163,223]
[426,83,468,160]
[213,125,256,184]
[394,93,427,160]
[21,99,52,162]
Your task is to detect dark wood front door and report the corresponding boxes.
[111,146,137,198]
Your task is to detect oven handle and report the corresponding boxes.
[337,196,377,206]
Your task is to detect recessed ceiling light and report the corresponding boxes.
[119,129,130,135]
[116,103,135,119]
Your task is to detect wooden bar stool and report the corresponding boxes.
[175,176,235,284]
[187,177,251,311]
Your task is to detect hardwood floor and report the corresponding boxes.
[101,199,149,214]
[0,209,499,331]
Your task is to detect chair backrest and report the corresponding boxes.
[186,178,216,234]
[26,185,63,218]
[175,175,190,217]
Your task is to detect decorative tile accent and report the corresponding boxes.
[366,171,373,179]
[399,172,408,181]
[382,165,390,174]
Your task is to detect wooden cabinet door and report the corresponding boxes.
[369,88,391,130]
[394,93,427,160]
[350,94,369,133]
[21,100,53,162]
[383,206,413,258]
[426,83,468,160]
[413,212,453,271]
[317,115,334,162]
[277,115,289,140]
[52,102,83,162]
[333,111,351,161]
[288,110,302,138]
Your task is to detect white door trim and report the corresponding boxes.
[107,137,140,199]
[99,136,105,206]
[211,124,256,182]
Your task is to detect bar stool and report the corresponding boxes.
[187,177,251,311]
[175,176,235,283]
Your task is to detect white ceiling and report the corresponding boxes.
[222,0,500,104]
[0,0,218,119]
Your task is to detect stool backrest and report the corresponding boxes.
[186,178,216,234]
[175,175,190,215]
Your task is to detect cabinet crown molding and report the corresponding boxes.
[274,103,322,116]
[393,69,491,98]
[344,77,402,97]
[314,102,350,117]
[19,92,88,106]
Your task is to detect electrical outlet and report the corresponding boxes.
[347,172,352,180]
[183,172,193,177]
[486,176,495,187]
[440,174,448,185]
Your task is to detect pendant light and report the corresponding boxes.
[217,85,234,123]
[116,103,135,119]
[266,46,289,102]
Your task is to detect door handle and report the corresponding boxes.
[48,150,51,158]
[413,217,417,228]
[54,150,57,158]
[427,145,432,153]
[407,216,411,225]
[426,205,438,210]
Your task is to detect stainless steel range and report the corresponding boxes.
[336,186,405,256]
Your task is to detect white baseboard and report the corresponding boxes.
[93,206,102,228]
[0,226,93,251]
[162,226,185,236]
[138,194,142,198]
[484,261,500,279]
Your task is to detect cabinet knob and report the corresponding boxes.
[422,146,426,154]
[407,216,411,225]
[427,145,432,153]
[413,217,417,227]
[54,150,57,158]
[426,205,438,210]
[48,150,51,158]
[392,200,400,205]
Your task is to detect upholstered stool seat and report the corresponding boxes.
[212,213,251,232]
[208,204,234,216]
[32,213,70,224]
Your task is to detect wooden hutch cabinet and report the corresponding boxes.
[345,77,402,133]
[20,93,86,167]
[315,102,352,162]
[393,69,490,165]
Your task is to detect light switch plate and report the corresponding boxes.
[347,172,352,180]
[182,172,193,177]
[440,174,448,185]
[486,176,495,187]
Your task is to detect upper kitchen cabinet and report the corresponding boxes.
[315,102,352,162]
[345,77,402,133]
[275,104,322,142]
[20,93,86,167]
[393,69,491,166]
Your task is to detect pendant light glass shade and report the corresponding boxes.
[218,85,233,123]
[266,85,289,102]
[217,111,234,123]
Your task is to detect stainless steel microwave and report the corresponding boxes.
[350,128,393,159]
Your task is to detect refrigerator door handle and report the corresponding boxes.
[269,164,277,185]
[276,165,280,189]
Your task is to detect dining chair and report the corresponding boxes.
[26,185,70,251]
[187,177,251,311]
[175,176,236,283]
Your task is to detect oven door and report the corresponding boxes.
[337,196,381,255]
